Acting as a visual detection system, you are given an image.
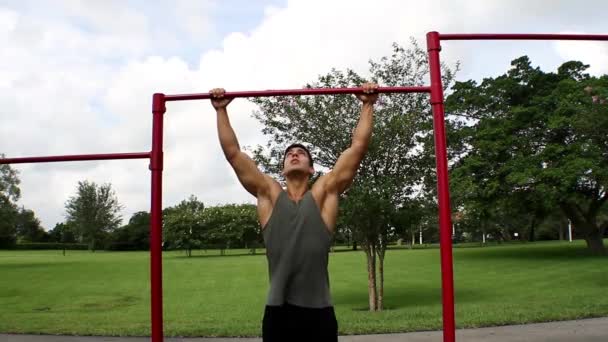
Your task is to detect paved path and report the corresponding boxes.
[3,317,607,342]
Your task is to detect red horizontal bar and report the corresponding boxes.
[165,86,430,102]
[440,33,608,41]
[0,152,151,165]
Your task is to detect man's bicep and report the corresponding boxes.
[228,152,268,197]
[328,146,365,193]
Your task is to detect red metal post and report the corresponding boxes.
[150,93,165,342]
[164,86,430,102]
[427,31,456,342]
[0,152,150,165]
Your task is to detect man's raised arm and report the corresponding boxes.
[325,83,378,194]
[212,88,269,197]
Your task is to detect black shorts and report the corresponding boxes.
[262,302,338,342]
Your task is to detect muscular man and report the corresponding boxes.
[211,83,378,341]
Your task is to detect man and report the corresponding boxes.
[211,83,378,341]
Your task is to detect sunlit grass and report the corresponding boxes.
[0,241,606,336]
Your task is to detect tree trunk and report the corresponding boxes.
[560,203,606,255]
[558,223,564,241]
[584,231,606,255]
[560,202,608,254]
[411,230,415,249]
[528,217,536,242]
[352,240,358,251]
[364,243,377,311]
[502,228,512,242]
[377,244,385,311]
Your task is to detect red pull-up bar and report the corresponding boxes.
[440,33,608,41]
[164,86,431,101]
[0,152,151,164]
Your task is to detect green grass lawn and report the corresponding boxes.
[0,241,607,337]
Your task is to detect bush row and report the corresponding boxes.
[9,243,89,250]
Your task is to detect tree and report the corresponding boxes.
[163,195,205,257]
[391,198,426,247]
[0,198,18,248]
[234,204,262,252]
[48,222,77,243]
[15,207,48,242]
[447,57,608,254]
[108,211,150,250]
[48,221,77,255]
[0,156,21,248]
[250,41,458,310]
[125,211,150,250]
[202,204,260,254]
[64,180,123,251]
[536,209,569,241]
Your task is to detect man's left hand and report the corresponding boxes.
[356,82,379,104]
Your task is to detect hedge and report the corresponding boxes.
[10,243,88,250]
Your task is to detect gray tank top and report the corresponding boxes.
[262,190,333,308]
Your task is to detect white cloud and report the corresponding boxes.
[57,0,149,35]
[1,0,607,229]
[553,32,608,75]
[173,0,217,38]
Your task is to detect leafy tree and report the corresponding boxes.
[251,41,458,310]
[108,211,150,250]
[0,154,20,200]
[0,156,21,248]
[125,211,150,249]
[15,207,48,242]
[236,205,262,253]
[202,204,260,254]
[48,222,77,243]
[447,57,608,254]
[64,180,123,251]
[163,195,205,257]
[48,221,77,255]
[391,198,426,247]
[0,198,18,248]
[536,209,569,241]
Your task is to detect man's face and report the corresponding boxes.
[282,147,314,177]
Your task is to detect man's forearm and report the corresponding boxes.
[216,108,241,161]
[351,103,374,149]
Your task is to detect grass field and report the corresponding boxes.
[0,241,607,337]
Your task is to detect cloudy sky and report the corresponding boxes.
[1,0,607,229]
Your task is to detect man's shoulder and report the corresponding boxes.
[312,172,338,192]
[259,176,283,199]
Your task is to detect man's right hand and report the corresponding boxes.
[210,88,233,110]
[356,82,379,105]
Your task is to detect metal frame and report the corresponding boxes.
[2,31,607,342]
